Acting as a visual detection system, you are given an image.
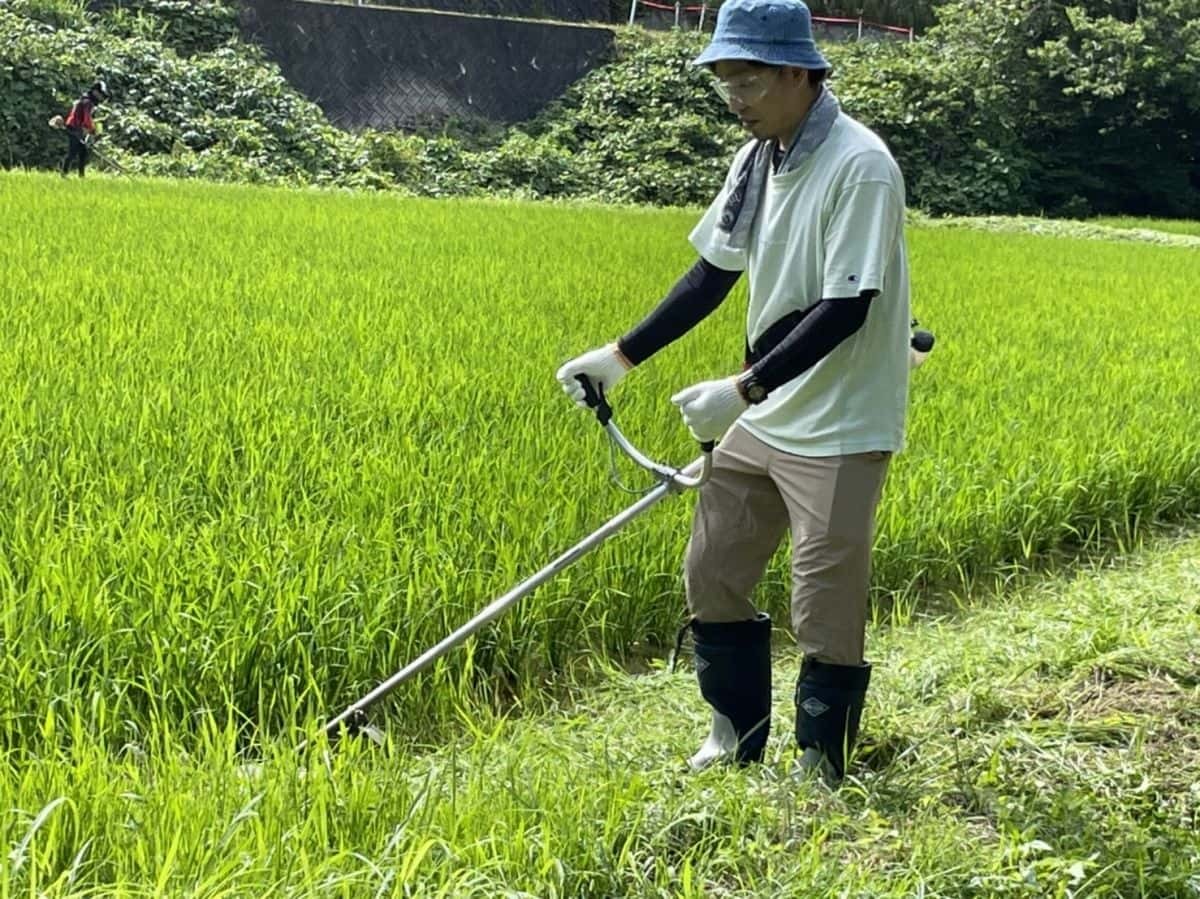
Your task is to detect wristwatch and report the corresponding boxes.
[737,370,769,405]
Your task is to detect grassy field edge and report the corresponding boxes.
[5,526,1198,896]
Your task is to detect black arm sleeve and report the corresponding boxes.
[751,294,874,394]
[616,257,741,366]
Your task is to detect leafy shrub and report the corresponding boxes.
[0,5,376,185]
[360,130,427,183]
[476,30,742,205]
[830,39,1034,215]
[104,106,175,153]
[3,0,1198,217]
[6,0,88,29]
[475,131,582,197]
[890,0,1200,217]
[98,0,237,56]
[0,10,98,168]
[104,7,167,43]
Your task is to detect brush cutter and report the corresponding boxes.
[88,142,127,174]
[304,376,715,751]
[48,116,127,174]
[79,133,127,174]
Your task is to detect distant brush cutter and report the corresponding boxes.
[304,376,714,751]
[48,116,127,174]
[82,134,128,174]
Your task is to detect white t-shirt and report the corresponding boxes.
[690,114,911,457]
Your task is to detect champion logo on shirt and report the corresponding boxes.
[848,274,859,282]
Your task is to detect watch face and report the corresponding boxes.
[748,383,767,402]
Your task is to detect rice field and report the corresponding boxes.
[2,170,1199,895]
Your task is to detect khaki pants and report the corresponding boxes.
[684,425,890,665]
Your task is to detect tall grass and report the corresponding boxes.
[4,524,1198,896]
[1091,216,1200,237]
[1,171,1198,757]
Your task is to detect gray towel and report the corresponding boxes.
[717,87,841,250]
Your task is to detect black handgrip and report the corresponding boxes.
[700,440,716,453]
[575,374,613,426]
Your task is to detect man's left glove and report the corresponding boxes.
[670,377,748,443]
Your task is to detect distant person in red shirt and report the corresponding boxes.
[60,80,110,177]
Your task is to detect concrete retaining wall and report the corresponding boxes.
[239,0,616,130]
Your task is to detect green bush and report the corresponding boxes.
[0,11,97,168]
[3,0,1198,217]
[829,40,1034,215]
[0,4,377,185]
[475,131,582,197]
[898,0,1200,217]
[7,0,88,29]
[482,30,742,204]
[100,0,238,56]
[360,130,429,183]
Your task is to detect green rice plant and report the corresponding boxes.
[0,171,1197,761]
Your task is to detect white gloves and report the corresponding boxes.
[556,344,633,408]
[670,377,748,443]
[558,346,748,444]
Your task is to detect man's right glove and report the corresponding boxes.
[670,376,748,443]
[555,343,633,409]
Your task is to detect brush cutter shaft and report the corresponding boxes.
[319,456,704,739]
[315,385,714,742]
[89,145,126,173]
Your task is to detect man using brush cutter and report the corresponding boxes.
[54,79,110,178]
[557,0,913,786]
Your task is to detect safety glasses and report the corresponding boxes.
[710,68,781,106]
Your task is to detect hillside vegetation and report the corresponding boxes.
[6,0,1200,216]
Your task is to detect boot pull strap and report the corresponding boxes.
[668,615,695,673]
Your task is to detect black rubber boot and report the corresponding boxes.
[688,613,772,770]
[794,657,872,786]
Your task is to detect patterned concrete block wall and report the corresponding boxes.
[238,0,616,130]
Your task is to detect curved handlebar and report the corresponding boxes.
[575,375,714,490]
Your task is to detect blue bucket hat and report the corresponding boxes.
[693,0,830,70]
